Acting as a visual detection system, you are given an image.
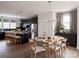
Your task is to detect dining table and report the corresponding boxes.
[29,36,65,57]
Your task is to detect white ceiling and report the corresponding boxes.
[0,1,79,18]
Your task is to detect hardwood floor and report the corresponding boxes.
[0,40,79,58]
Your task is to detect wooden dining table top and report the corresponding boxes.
[29,36,65,45]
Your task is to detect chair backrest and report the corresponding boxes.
[35,37,38,40]
[48,37,51,39]
[62,38,67,44]
[50,40,57,50]
[41,37,44,39]
[44,37,48,40]
[30,40,37,51]
[38,37,42,39]
[49,38,62,50]
[51,36,54,40]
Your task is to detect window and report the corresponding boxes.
[62,13,70,30]
[3,19,9,29]
[0,19,2,29]
[0,19,2,31]
[10,20,16,29]
[10,23,16,29]
[0,18,17,31]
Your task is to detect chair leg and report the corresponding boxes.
[45,49,48,57]
[62,46,66,56]
[31,52,32,58]
[47,50,50,57]
[20,38,21,44]
[59,50,61,56]
[62,48,64,56]
[54,51,56,58]
[64,46,66,54]
[61,48,63,56]
[15,39,17,45]
[34,53,36,58]
[55,53,56,58]
[44,51,47,57]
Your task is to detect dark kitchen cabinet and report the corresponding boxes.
[0,32,5,40]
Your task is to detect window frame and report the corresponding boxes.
[0,17,17,31]
[62,13,71,32]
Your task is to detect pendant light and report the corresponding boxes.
[48,1,51,22]
[15,10,22,30]
[48,1,54,37]
[48,1,52,37]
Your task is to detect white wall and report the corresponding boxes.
[38,12,56,37]
[77,7,79,49]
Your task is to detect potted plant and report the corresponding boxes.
[59,24,64,33]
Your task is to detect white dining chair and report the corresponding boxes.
[30,40,46,58]
[49,40,61,57]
